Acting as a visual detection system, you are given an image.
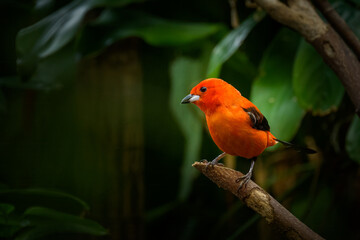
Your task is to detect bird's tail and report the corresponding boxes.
[274,138,316,154]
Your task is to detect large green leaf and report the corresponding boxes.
[79,9,222,55]
[346,116,360,164]
[17,0,140,58]
[206,11,265,78]
[0,188,89,215]
[15,207,107,240]
[250,29,304,142]
[3,40,76,91]
[16,0,141,79]
[170,57,203,201]
[32,41,77,90]
[293,39,344,115]
[220,51,257,97]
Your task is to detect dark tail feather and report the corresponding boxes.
[274,138,317,154]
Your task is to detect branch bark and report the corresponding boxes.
[313,0,360,60]
[252,0,360,117]
[192,162,324,240]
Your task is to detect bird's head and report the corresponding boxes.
[181,78,241,114]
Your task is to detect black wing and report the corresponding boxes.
[243,107,270,131]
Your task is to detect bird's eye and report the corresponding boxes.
[200,87,207,92]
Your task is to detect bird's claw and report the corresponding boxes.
[235,173,252,192]
[204,160,224,172]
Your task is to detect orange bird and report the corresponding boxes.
[181,78,315,189]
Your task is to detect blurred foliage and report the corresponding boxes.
[293,39,344,115]
[346,116,360,163]
[79,9,222,55]
[251,28,305,142]
[0,0,359,239]
[206,11,265,77]
[0,188,107,239]
[170,57,204,201]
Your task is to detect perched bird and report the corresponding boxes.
[181,78,315,190]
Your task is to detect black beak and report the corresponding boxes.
[181,94,200,104]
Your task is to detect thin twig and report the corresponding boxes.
[229,0,240,28]
[192,162,325,240]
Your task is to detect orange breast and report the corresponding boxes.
[206,106,274,159]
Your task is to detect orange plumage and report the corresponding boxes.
[181,78,277,188]
[183,78,276,158]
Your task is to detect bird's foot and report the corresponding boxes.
[204,159,224,172]
[235,171,252,192]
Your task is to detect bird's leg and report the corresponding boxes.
[205,152,227,171]
[236,157,256,191]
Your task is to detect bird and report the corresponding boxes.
[181,78,316,190]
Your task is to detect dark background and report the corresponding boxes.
[0,0,359,239]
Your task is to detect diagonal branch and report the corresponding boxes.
[192,162,325,240]
[313,0,360,60]
[251,0,360,116]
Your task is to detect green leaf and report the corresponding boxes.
[15,207,107,240]
[220,51,257,97]
[0,218,22,238]
[346,116,360,164]
[0,76,53,90]
[17,0,89,78]
[16,0,141,79]
[4,39,76,91]
[79,9,222,55]
[30,41,77,90]
[89,0,143,7]
[206,11,265,78]
[250,28,304,142]
[293,39,344,115]
[0,203,15,216]
[0,188,89,215]
[17,0,139,58]
[170,57,203,201]
[0,204,21,238]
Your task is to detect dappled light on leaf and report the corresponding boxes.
[293,39,344,115]
[251,28,304,142]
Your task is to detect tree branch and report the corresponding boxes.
[192,162,325,240]
[252,0,360,117]
[313,0,360,61]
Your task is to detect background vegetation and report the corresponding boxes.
[0,0,359,239]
